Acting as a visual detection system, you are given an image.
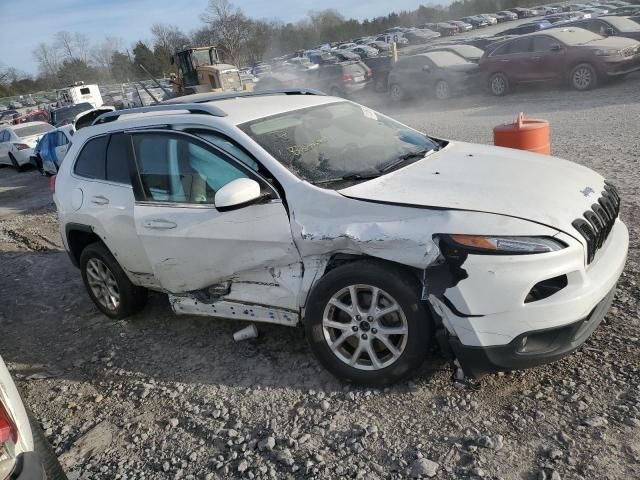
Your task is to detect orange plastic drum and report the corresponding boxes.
[493,112,550,155]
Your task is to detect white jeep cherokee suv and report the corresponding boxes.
[53,89,628,386]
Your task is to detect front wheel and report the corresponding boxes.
[489,72,509,96]
[389,83,406,102]
[434,80,451,100]
[304,261,431,386]
[570,63,597,91]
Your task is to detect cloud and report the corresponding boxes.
[0,0,426,74]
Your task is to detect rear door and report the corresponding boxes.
[129,130,302,310]
[73,133,155,285]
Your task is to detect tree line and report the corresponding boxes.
[1,0,544,97]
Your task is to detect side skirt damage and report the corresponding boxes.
[168,294,299,327]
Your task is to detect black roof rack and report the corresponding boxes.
[92,103,228,126]
[161,88,326,105]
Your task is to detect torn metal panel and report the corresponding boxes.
[133,201,302,305]
[169,295,299,326]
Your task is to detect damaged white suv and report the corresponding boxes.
[53,90,628,386]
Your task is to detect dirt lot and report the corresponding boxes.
[1,75,639,480]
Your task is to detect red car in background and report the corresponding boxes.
[12,110,50,125]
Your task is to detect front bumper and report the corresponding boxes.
[601,53,640,76]
[429,220,628,377]
[450,286,615,378]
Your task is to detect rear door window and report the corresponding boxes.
[74,135,109,180]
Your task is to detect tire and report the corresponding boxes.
[80,242,147,319]
[9,153,21,171]
[389,83,406,102]
[434,80,451,100]
[27,410,68,479]
[489,72,509,96]
[570,63,597,91]
[304,260,432,386]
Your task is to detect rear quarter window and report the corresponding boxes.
[74,135,109,180]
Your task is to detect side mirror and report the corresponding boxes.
[605,27,615,36]
[551,44,563,51]
[215,178,263,211]
[422,65,431,71]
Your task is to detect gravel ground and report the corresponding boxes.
[0,73,639,480]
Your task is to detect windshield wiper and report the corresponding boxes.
[379,147,435,173]
[313,171,381,186]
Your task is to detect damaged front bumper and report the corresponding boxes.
[449,286,615,378]
[430,220,628,378]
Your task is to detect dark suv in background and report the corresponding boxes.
[480,28,640,95]
[388,51,479,101]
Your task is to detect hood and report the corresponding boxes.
[339,141,606,237]
[586,36,640,49]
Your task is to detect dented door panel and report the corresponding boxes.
[134,200,302,310]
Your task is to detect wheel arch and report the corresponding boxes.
[301,253,424,322]
[65,223,107,268]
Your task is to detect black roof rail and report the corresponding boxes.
[92,103,228,126]
[161,88,327,105]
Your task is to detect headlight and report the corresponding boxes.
[440,234,567,254]
[594,48,620,56]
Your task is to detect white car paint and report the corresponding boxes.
[54,94,627,379]
[0,122,54,168]
[56,83,103,109]
[0,355,34,477]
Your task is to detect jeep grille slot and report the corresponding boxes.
[572,181,620,264]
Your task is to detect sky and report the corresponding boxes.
[0,0,427,74]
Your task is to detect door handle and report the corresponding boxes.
[90,195,109,205]
[143,219,177,230]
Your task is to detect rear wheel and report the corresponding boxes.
[570,63,597,91]
[489,72,509,96]
[304,261,431,386]
[9,153,21,171]
[389,83,406,102]
[434,80,451,100]
[80,242,147,319]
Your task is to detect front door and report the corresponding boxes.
[529,36,567,82]
[130,130,303,313]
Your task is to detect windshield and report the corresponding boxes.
[239,101,440,186]
[14,124,53,137]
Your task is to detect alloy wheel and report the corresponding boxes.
[491,75,506,95]
[435,81,450,100]
[573,67,592,90]
[86,258,120,311]
[322,284,408,371]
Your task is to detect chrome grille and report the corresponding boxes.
[572,181,620,264]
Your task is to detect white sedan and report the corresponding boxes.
[0,122,54,170]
